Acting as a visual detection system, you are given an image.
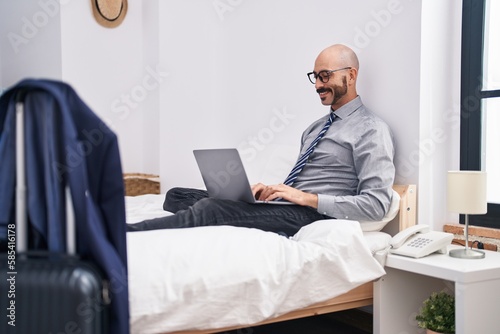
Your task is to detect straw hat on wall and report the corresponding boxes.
[91,0,128,28]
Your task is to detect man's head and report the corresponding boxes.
[309,44,359,110]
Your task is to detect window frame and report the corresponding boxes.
[461,0,500,228]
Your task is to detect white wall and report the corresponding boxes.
[58,0,156,174]
[419,0,463,228]
[0,0,158,175]
[158,0,422,191]
[0,0,63,83]
[0,0,464,230]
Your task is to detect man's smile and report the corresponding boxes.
[316,87,331,100]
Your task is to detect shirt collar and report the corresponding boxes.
[330,96,362,120]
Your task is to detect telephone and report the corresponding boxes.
[390,224,454,258]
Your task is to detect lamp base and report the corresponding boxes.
[449,248,485,259]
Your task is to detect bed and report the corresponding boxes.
[125,184,416,334]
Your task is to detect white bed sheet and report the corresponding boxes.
[126,194,390,334]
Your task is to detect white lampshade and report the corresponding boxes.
[447,171,487,215]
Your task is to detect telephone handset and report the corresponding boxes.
[390,224,454,258]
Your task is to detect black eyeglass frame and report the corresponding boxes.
[307,67,352,84]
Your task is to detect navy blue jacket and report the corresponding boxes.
[0,79,129,334]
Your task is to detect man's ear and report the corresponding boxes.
[349,67,358,83]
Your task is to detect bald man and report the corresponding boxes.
[128,44,396,236]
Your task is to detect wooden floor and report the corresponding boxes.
[217,309,373,334]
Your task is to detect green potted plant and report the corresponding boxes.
[415,291,455,334]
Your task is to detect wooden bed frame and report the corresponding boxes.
[168,184,417,334]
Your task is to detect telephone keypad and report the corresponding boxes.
[407,237,432,248]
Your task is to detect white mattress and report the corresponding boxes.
[125,194,391,333]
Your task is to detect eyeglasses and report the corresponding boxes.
[307,67,352,84]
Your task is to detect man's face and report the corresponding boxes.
[315,74,348,107]
[312,53,351,108]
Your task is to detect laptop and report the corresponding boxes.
[193,148,294,205]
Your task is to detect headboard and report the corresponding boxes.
[383,184,417,236]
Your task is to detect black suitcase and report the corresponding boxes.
[0,254,110,334]
[0,98,109,334]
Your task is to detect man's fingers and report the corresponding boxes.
[251,183,266,198]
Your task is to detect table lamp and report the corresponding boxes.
[447,171,487,259]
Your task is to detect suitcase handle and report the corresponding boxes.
[15,101,28,252]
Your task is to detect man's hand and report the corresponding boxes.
[251,183,318,208]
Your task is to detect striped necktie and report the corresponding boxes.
[283,112,335,186]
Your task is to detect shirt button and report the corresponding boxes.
[345,216,348,219]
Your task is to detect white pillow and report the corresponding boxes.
[363,231,392,254]
[358,189,400,232]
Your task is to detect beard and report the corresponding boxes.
[331,76,348,106]
[316,76,348,107]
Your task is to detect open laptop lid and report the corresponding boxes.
[193,148,257,203]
